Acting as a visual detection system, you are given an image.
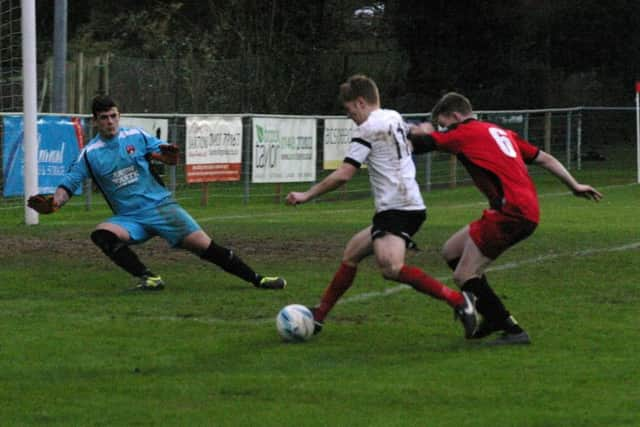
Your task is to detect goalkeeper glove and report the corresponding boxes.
[150,144,179,165]
[27,194,59,214]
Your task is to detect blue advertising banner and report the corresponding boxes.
[3,116,84,197]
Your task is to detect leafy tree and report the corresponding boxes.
[35,0,640,112]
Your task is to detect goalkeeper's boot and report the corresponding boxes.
[256,276,287,290]
[135,274,165,291]
[453,291,480,339]
[309,307,324,335]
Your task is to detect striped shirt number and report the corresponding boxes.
[390,124,409,159]
[489,127,517,158]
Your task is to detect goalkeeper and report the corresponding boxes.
[28,95,286,291]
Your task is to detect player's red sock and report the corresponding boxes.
[314,262,357,321]
[397,265,464,308]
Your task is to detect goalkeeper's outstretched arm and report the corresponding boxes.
[28,185,73,214]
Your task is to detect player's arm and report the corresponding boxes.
[27,186,71,214]
[29,150,90,213]
[53,186,72,208]
[533,150,603,201]
[286,162,358,205]
[407,122,438,154]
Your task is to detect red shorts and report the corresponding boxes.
[469,209,538,259]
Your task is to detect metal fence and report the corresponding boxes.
[0,106,636,217]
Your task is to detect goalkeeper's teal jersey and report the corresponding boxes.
[59,127,173,214]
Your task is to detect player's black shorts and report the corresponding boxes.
[371,209,427,249]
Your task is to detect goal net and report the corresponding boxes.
[0,0,22,112]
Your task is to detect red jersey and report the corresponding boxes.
[430,119,541,223]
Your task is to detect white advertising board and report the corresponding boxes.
[185,116,243,182]
[252,117,316,183]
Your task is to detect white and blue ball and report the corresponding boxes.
[276,304,315,342]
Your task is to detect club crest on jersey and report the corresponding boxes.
[126,145,136,155]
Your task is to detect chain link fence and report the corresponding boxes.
[1,106,636,222]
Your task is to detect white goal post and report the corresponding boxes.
[21,0,38,225]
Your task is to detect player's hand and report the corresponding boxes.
[151,144,179,165]
[286,192,308,206]
[27,194,59,214]
[408,122,435,139]
[572,184,603,202]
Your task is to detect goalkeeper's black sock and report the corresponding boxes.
[91,229,152,278]
[200,241,260,285]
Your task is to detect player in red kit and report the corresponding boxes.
[409,92,602,345]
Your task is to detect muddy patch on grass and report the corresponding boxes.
[0,232,345,264]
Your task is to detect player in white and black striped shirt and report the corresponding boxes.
[286,74,479,338]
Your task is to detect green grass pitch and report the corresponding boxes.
[0,168,638,426]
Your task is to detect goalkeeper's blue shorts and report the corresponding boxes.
[106,202,201,248]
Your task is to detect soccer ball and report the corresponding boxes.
[276,304,315,342]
